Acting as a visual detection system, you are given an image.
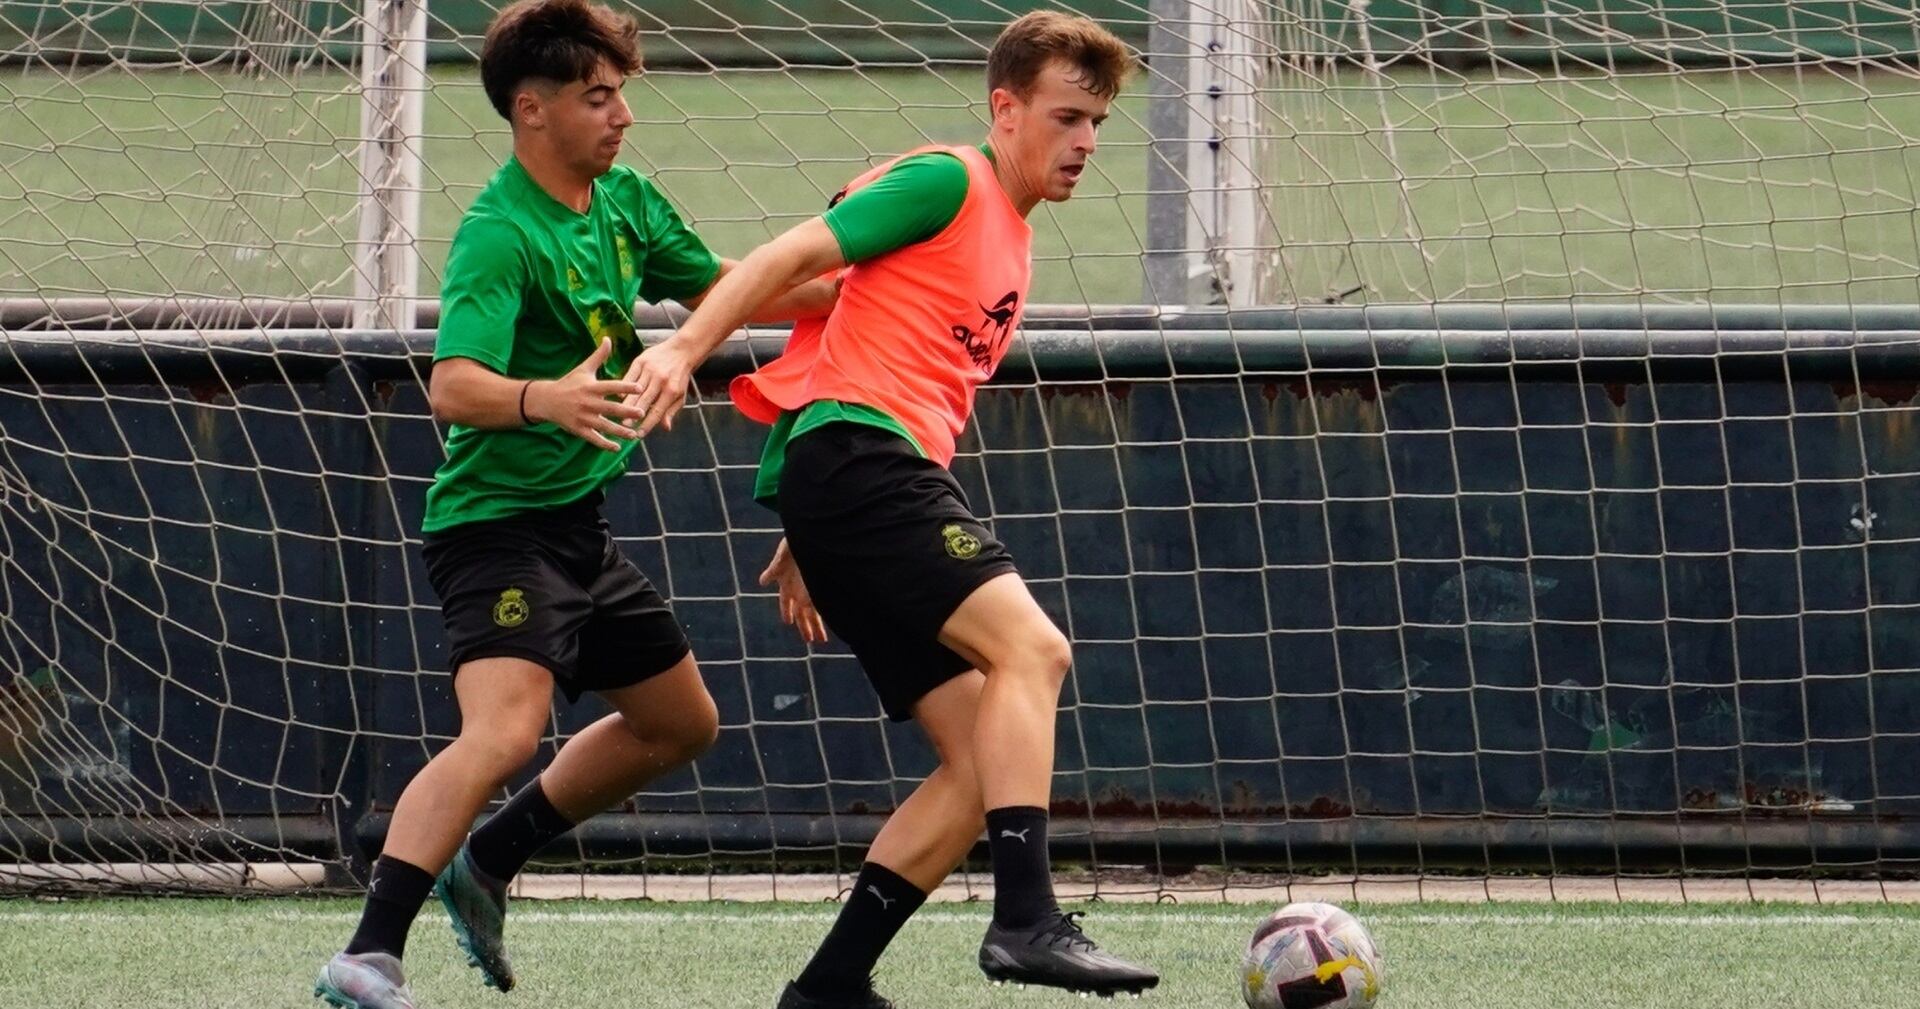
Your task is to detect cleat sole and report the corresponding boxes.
[980,967,1158,999]
[437,878,514,993]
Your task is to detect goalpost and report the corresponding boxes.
[2,0,1919,896]
[353,0,426,331]
[1146,0,1275,306]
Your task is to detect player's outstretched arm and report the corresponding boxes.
[689,259,840,324]
[429,338,644,451]
[625,216,847,435]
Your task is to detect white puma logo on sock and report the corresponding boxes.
[998,828,1030,843]
[865,884,896,909]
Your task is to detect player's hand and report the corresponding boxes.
[758,538,827,644]
[622,338,697,436]
[525,338,645,452]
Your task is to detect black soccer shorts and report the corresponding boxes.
[422,491,691,701]
[776,421,1019,720]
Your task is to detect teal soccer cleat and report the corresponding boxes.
[435,844,516,992]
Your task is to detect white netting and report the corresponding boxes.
[1,2,1917,896]
[1247,0,1920,304]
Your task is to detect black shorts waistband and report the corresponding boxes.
[788,420,917,456]
[424,490,607,544]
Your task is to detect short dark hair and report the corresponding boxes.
[986,11,1135,101]
[480,0,642,122]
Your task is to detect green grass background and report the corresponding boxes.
[1,898,1916,1008]
[5,63,1920,308]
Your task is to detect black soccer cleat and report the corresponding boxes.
[978,910,1160,997]
[774,978,896,1009]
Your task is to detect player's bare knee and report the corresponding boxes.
[674,695,721,759]
[1027,626,1073,685]
[458,724,543,780]
[978,626,1071,687]
[622,694,718,761]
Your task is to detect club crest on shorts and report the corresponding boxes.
[941,523,982,560]
[493,587,530,627]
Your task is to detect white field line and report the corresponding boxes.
[0,909,1897,927]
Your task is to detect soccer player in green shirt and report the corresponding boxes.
[312,4,835,1008]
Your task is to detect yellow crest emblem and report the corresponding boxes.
[492,588,530,628]
[941,523,981,560]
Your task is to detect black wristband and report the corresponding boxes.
[518,379,536,425]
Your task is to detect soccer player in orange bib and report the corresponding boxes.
[623,11,1159,1006]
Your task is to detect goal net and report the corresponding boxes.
[1163,0,1920,305]
[2,0,1917,896]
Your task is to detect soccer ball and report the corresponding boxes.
[1240,902,1383,1009]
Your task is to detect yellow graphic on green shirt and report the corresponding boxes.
[425,160,721,535]
[493,588,530,628]
[616,233,635,280]
[585,304,639,362]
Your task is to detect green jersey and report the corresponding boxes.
[425,158,721,533]
[752,145,985,505]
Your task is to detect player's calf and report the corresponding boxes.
[970,803,1161,998]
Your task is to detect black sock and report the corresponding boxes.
[985,806,1058,928]
[467,778,577,882]
[344,854,436,958]
[793,863,928,997]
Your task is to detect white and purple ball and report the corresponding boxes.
[1240,902,1383,1009]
